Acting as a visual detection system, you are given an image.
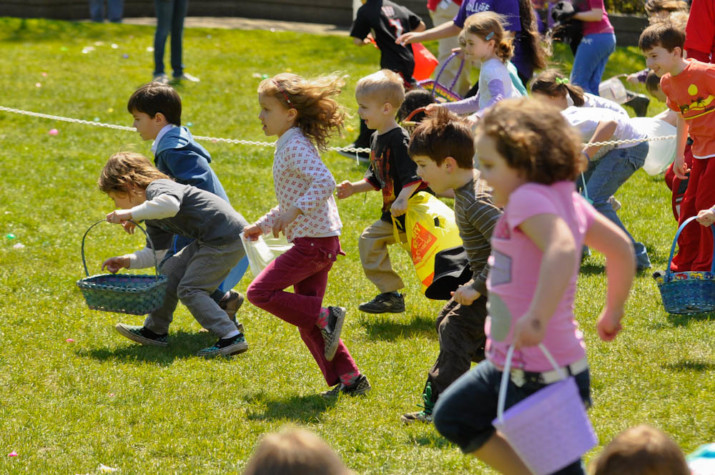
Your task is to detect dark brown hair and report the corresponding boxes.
[409,108,474,168]
[645,71,662,96]
[591,425,690,475]
[258,73,345,151]
[476,97,585,183]
[127,83,182,126]
[98,152,169,194]
[530,69,585,106]
[639,21,685,53]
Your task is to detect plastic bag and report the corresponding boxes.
[393,192,469,298]
[239,233,293,277]
[631,117,677,175]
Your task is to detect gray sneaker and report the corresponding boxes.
[115,323,168,347]
[321,374,371,398]
[358,292,405,314]
[196,333,248,358]
[320,306,346,361]
[219,290,245,332]
[152,73,169,84]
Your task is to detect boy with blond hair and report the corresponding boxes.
[640,22,715,271]
[337,70,430,314]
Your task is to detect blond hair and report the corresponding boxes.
[258,73,345,151]
[243,427,352,475]
[355,69,405,108]
[98,152,168,194]
[460,11,513,63]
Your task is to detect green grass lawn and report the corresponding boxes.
[0,17,713,474]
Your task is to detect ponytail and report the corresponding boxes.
[517,0,547,72]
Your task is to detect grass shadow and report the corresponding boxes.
[360,314,436,341]
[666,311,715,327]
[0,18,145,43]
[76,330,219,365]
[662,360,715,372]
[407,432,453,449]
[244,392,336,422]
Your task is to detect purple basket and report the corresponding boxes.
[493,345,597,475]
[417,51,464,103]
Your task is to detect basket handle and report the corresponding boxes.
[496,344,564,423]
[81,219,162,278]
[665,216,715,276]
[431,51,466,98]
[403,107,427,123]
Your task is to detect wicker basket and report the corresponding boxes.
[655,216,715,314]
[401,107,427,135]
[77,220,168,315]
[417,51,465,104]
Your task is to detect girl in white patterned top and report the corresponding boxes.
[243,73,370,398]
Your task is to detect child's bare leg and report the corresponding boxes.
[473,433,530,474]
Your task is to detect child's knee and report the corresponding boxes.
[246,282,270,307]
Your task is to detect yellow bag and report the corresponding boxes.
[393,192,470,298]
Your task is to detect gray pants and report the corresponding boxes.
[144,239,245,338]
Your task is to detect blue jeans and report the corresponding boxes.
[570,32,616,95]
[89,0,123,22]
[433,359,591,474]
[582,141,651,269]
[153,0,188,77]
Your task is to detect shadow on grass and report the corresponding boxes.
[407,432,453,449]
[360,314,436,341]
[666,311,715,327]
[662,359,715,372]
[0,18,145,43]
[244,392,336,422]
[76,330,218,365]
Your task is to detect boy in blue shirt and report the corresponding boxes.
[127,83,248,330]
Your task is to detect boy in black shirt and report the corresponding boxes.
[337,70,430,314]
[342,0,426,159]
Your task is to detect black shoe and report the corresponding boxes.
[623,92,650,117]
[321,374,372,398]
[358,292,405,314]
[320,306,346,361]
[115,324,168,347]
[197,333,248,358]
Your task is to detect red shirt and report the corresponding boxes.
[427,0,462,12]
[662,59,715,158]
[685,0,715,62]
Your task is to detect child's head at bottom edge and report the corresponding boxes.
[98,152,168,207]
[475,97,586,205]
[590,424,690,475]
[243,426,353,475]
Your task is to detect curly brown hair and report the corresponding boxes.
[476,98,586,184]
[258,73,345,151]
[98,152,169,194]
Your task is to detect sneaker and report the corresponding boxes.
[196,333,248,358]
[608,195,622,212]
[173,72,200,83]
[115,323,168,347]
[336,143,370,162]
[401,382,435,424]
[358,292,405,314]
[623,92,650,117]
[320,306,346,361]
[219,290,245,331]
[152,74,169,85]
[321,374,371,398]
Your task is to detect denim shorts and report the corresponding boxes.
[433,359,591,470]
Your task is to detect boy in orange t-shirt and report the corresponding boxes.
[640,22,715,271]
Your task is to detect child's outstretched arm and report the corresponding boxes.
[336,180,375,199]
[512,213,578,348]
[390,181,421,217]
[584,212,635,341]
[583,120,617,161]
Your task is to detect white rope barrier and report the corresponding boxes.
[0,105,675,150]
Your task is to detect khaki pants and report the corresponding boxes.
[430,2,472,97]
[359,219,406,293]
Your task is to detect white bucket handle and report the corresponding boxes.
[497,344,566,423]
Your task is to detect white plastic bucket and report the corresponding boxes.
[631,117,677,175]
[599,77,628,104]
[493,345,598,475]
[239,233,293,277]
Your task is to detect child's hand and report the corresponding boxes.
[596,307,624,341]
[697,208,715,227]
[673,155,690,180]
[242,224,263,241]
[106,209,132,224]
[272,206,301,237]
[390,197,408,217]
[102,256,130,273]
[336,181,354,199]
[395,31,419,46]
[451,284,480,306]
[512,312,547,349]
[425,104,442,116]
[626,73,640,85]
[122,221,136,235]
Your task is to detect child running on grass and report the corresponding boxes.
[243,73,370,398]
[100,152,249,357]
[432,98,636,474]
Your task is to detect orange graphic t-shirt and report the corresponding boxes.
[662,59,715,158]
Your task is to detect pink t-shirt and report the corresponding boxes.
[485,181,596,372]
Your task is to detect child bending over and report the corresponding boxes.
[244,73,370,398]
[99,152,249,357]
[432,98,636,474]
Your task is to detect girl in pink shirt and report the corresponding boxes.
[432,97,635,474]
[243,73,370,398]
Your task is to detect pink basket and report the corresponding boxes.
[493,345,597,475]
